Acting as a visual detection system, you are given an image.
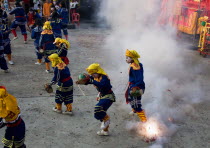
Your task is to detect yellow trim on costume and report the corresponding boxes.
[86,63,107,75]
[41,30,53,35]
[130,63,140,70]
[94,75,102,82]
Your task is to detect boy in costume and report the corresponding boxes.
[76,63,116,136]
[47,53,73,114]
[125,49,147,122]
[0,86,26,148]
[9,2,27,44]
[39,21,56,73]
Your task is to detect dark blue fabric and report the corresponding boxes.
[89,75,113,96]
[39,33,55,54]
[31,26,42,47]
[52,66,73,87]
[35,47,42,59]
[4,119,25,148]
[50,20,62,38]
[94,99,113,120]
[52,66,73,104]
[129,63,145,90]
[58,8,69,24]
[10,22,27,34]
[3,44,11,54]
[9,7,26,23]
[0,58,8,70]
[55,89,73,105]
[2,24,11,54]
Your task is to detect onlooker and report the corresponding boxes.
[70,0,79,21]
[58,1,68,39]
[43,0,52,20]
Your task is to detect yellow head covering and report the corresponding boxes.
[43,21,52,30]
[48,53,66,68]
[0,86,20,121]
[125,49,140,65]
[53,37,62,44]
[60,39,70,49]
[86,63,107,75]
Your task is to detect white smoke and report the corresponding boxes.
[98,0,204,147]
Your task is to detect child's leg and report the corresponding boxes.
[129,96,147,122]
[94,99,113,132]
[62,88,73,114]
[5,44,13,64]
[10,22,18,38]
[53,90,64,113]
[19,25,27,41]
[0,57,9,71]
[35,47,42,64]
[62,24,68,40]
[44,57,51,72]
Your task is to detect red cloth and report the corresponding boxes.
[61,57,69,65]
[27,13,35,26]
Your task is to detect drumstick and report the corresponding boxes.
[77,85,86,96]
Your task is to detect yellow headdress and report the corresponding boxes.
[125,49,140,65]
[60,39,70,49]
[48,53,65,68]
[53,37,62,44]
[0,86,20,120]
[86,63,107,75]
[43,21,52,30]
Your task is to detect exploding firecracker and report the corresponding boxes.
[136,117,167,143]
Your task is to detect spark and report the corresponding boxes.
[137,117,166,143]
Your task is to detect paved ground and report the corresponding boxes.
[0,23,210,148]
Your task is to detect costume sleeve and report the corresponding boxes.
[51,67,59,83]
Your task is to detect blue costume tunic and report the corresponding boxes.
[50,19,62,38]
[88,75,115,121]
[9,7,27,35]
[127,63,145,112]
[51,66,73,105]
[39,30,56,62]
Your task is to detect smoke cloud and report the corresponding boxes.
[97,0,205,147]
